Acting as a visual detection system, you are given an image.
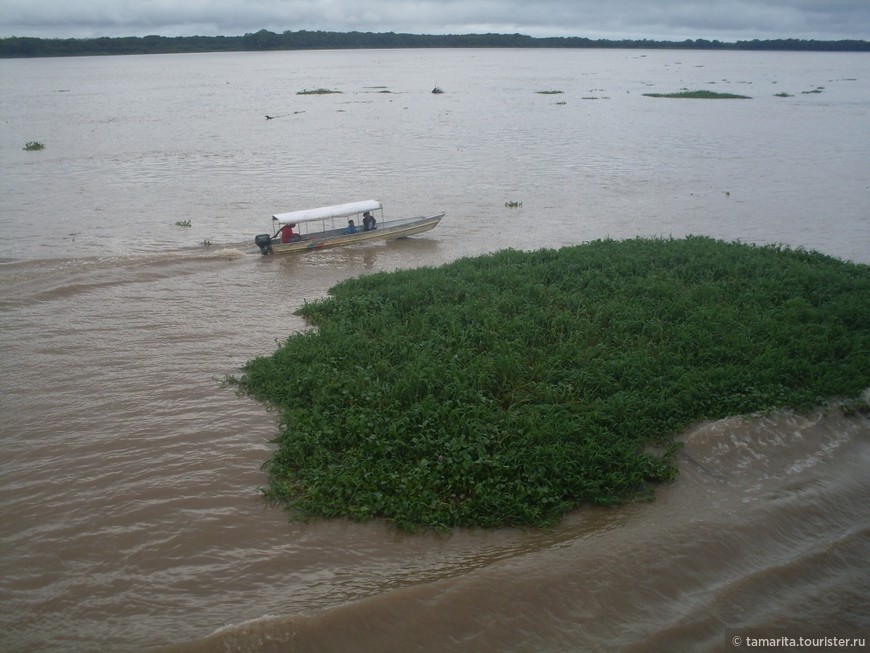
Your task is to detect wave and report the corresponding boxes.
[0,246,254,310]
[150,406,870,653]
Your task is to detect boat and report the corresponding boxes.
[254,200,444,255]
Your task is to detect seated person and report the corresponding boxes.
[362,211,377,231]
[343,219,357,234]
[276,223,299,243]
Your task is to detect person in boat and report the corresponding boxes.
[362,211,377,231]
[276,223,299,243]
[343,219,357,234]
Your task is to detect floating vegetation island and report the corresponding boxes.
[297,88,342,95]
[23,141,45,150]
[230,237,869,531]
[643,90,752,99]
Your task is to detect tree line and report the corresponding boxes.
[2,29,868,58]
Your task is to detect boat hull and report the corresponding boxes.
[262,213,444,255]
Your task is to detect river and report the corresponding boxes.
[1,48,868,652]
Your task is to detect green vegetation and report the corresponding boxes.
[175,220,192,227]
[297,88,341,95]
[2,32,868,58]
[23,141,44,150]
[536,90,564,95]
[774,92,794,97]
[504,200,523,208]
[643,90,752,99]
[229,237,870,531]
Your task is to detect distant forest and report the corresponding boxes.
[2,29,869,58]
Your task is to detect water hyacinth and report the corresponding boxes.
[643,90,752,99]
[229,237,870,531]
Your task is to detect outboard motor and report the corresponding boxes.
[254,234,273,255]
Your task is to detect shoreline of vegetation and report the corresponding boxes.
[228,237,870,531]
[2,30,869,58]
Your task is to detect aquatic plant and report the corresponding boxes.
[643,90,751,99]
[536,90,563,94]
[297,88,341,95]
[432,86,444,94]
[504,200,523,208]
[774,92,794,97]
[201,239,212,248]
[175,220,192,227]
[230,237,870,531]
[23,141,45,150]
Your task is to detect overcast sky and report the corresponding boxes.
[1,0,869,42]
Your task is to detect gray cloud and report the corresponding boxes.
[1,0,868,41]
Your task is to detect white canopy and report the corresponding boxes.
[273,200,382,225]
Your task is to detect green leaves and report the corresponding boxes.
[230,237,870,530]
